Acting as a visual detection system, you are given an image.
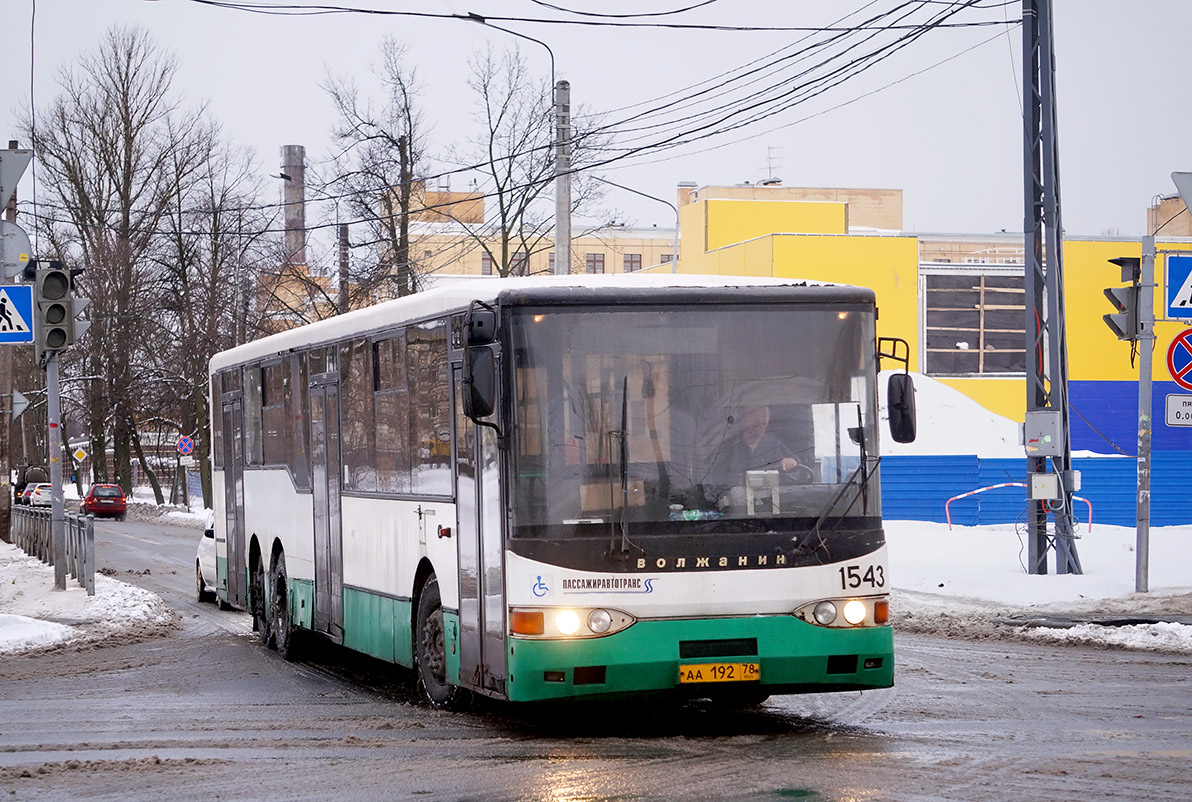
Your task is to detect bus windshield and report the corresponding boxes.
[509,304,879,538]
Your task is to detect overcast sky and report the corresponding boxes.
[2,0,1189,244]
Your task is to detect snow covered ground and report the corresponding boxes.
[2,374,1189,657]
[0,538,178,656]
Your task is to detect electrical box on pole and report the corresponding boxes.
[1103,256,1142,341]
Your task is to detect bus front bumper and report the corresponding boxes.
[504,615,893,703]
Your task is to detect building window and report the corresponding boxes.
[586,253,604,274]
[624,253,642,273]
[481,252,492,275]
[511,251,528,275]
[924,272,1026,375]
[548,252,554,273]
[660,253,673,264]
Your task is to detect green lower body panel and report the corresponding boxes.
[443,610,461,686]
[341,587,414,667]
[290,578,315,631]
[505,616,893,703]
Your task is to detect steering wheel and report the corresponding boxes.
[786,463,816,484]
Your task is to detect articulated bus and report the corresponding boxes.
[209,274,916,706]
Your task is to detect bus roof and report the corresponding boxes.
[209,273,868,373]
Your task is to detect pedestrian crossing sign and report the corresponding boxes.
[0,285,34,343]
[1168,254,1192,320]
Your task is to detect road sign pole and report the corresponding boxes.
[46,352,66,590]
[1136,236,1155,594]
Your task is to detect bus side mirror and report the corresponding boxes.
[467,308,496,346]
[887,372,917,443]
[464,346,496,419]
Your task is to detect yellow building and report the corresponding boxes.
[648,181,1192,459]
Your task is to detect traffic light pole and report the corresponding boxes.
[1136,236,1155,593]
[46,352,66,590]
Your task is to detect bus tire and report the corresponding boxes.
[415,576,466,710]
[271,554,300,661]
[252,556,273,648]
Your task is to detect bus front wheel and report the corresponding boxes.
[415,576,466,710]
[271,554,299,661]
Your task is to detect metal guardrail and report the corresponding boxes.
[12,505,96,595]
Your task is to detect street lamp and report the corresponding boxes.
[467,13,570,275]
[594,177,680,273]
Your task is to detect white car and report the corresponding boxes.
[28,483,54,507]
[196,511,218,603]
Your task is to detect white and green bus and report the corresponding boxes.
[209,273,916,706]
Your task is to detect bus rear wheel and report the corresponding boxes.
[415,576,466,710]
[252,556,273,648]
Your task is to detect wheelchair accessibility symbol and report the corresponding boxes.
[532,575,549,597]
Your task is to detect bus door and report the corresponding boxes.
[453,367,506,693]
[309,376,344,642]
[221,397,247,608]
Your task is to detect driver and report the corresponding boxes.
[709,405,800,482]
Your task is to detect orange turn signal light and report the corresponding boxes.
[874,599,889,625]
[510,610,545,635]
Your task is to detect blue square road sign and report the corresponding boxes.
[0,285,34,343]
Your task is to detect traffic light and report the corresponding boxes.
[1103,256,1141,341]
[30,260,89,361]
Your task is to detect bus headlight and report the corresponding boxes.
[587,609,612,634]
[842,599,867,625]
[510,607,635,639]
[795,596,889,629]
[555,609,581,635]
[813,601,837,626]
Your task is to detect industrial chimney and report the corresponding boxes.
[280,145,306,266]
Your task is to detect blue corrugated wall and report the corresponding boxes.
[881,453,1192,526]
[880,378,1191,526]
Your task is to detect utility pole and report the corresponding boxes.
[0,141,17,543]
[46,353,66,589]
[338,223,349,314]
[1,142,33,544]
[1136,236,1155,592]
[554,80,571,274]
[1022,0,1081,574]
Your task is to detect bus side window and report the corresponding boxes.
[408,321,450,495]
[288,353,310,490]
[341,338,376,492]
[242,363,263,466]
[211,374,224,470]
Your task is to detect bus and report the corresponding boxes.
[208,273,916,706]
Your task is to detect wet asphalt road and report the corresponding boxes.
[0,516,1190,801]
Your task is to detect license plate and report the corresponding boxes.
[678,662,760,684]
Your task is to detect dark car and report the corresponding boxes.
[82,483,127,520]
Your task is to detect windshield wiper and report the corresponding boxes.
[607,376,643,561]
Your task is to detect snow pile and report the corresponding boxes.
[1024,621,1192,651]
[879,371,1022,457]
[0,613,75,653]
[0,541,178,656]
[887,520,1192,653]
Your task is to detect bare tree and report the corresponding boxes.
[323,36,427,305]
[24,25,209,496]
[153,135,276,507]
[450,46,610,277]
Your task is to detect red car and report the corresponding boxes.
[82,483,127,520]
